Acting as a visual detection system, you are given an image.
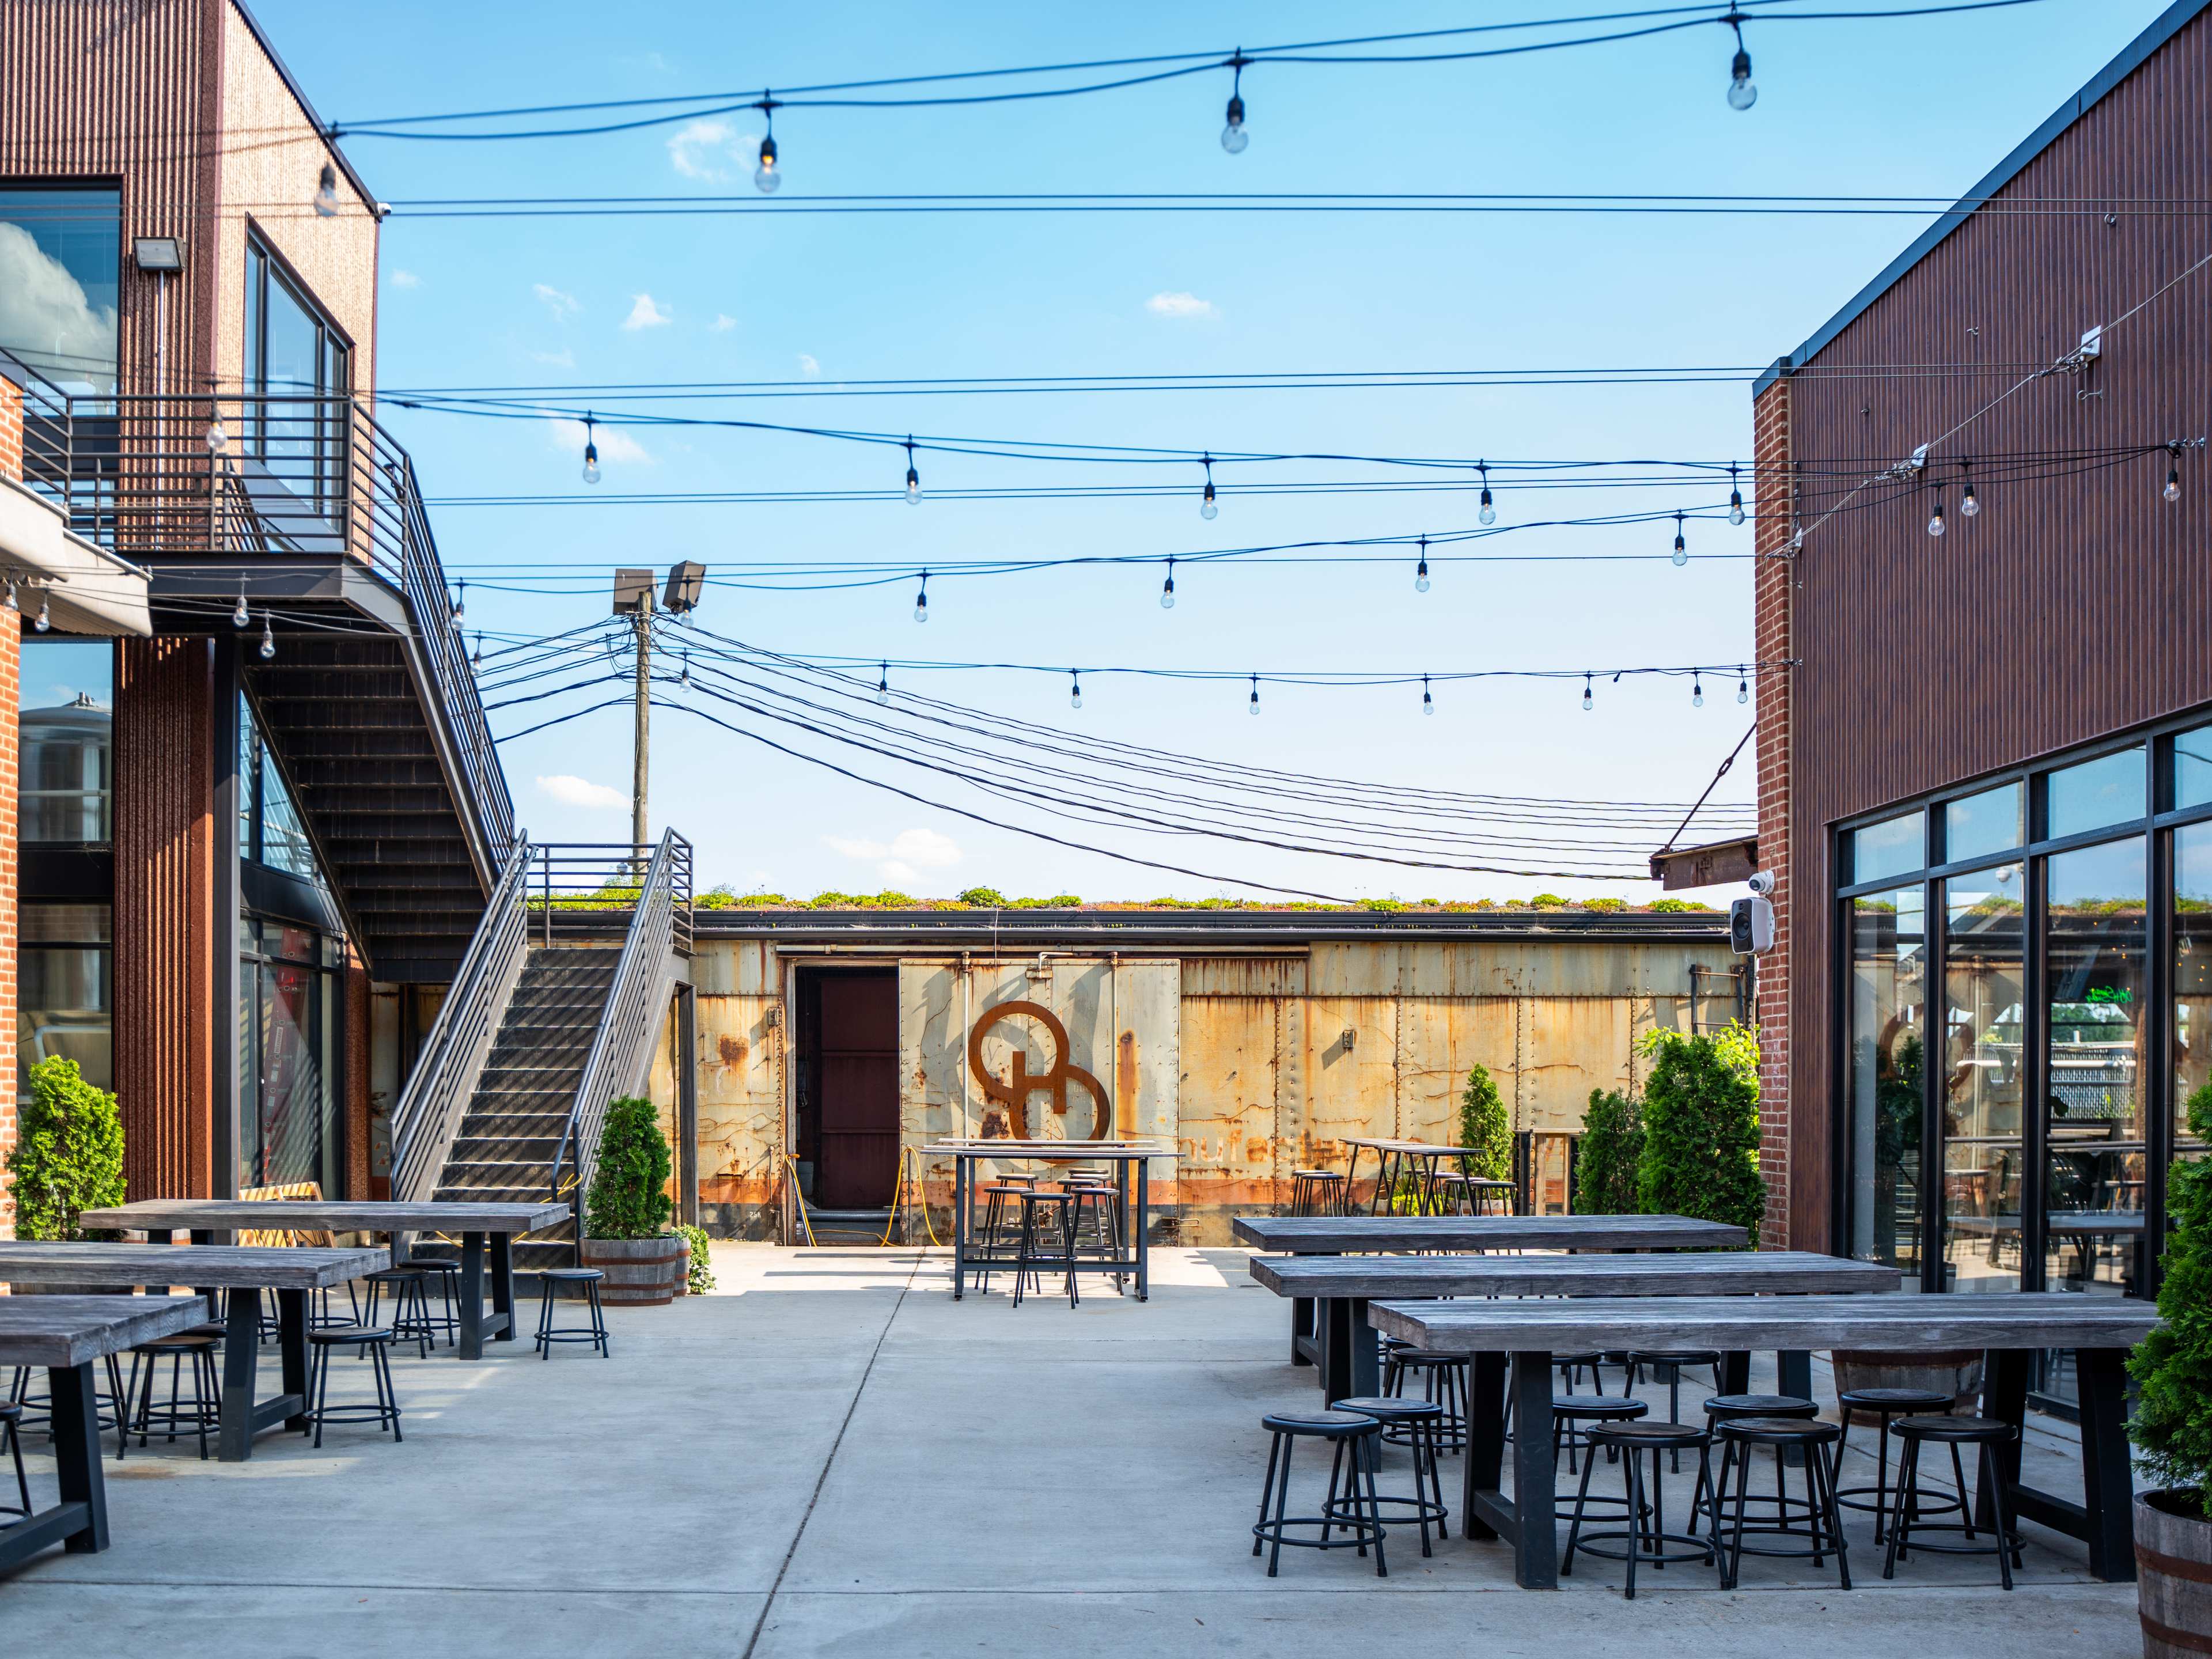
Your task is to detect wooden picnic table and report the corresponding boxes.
[1369,1291,2158,1589]
[0,1241,387,1462]
[1247,1249,1900,1400]
[927,1141,1173,1302]
[0,1294,204,1575]
[79,1199,569,1362]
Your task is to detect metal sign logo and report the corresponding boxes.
[967,1000,1110,1141]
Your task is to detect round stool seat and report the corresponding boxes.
[405,1257,462,1276]
[1391,1348,1465,1369]
[309,1325,393,1346]
[1704,1393,1819,1418]
[1291,1168,1342,1181]
[1892,1413,2012,1444]
[1590,1419,1709,1449]
[1717,1415,1840,1446]
[0,1402,20,1422]
[1262,1407,1382,1437]
[1553,1395,1649,1421]
[1630,1349,1722,1366]
[138,1331,218,1352]
[1840,1386,1952,1412]
[1331,1395,1442,1423]
[364,1266,425,1282]
[541,1267,604,1284]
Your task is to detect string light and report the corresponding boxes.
[1737,673,1749,704]
[1672,511,1687,566]
[1582,672,1593,713]
[1199,453,1218,520]
[259,612,274,658]
[1726,14,1758,111]
[1728,463,1745,526]
[315,161,341,217]
[1221,53,1249,153]
[32,596,49,632]
[232,584,249,628]
[452,579,467,622]
[1070,671,1083,710]
[1414,535,1430,593]
[913,571,929,623]
[205,412,228,453]
[1477,460,1495,525]
[1926,486,1945,538]
[1421,674,1433,717]
[2166,441,2184,503]
[1248,672,1260,716]
[903,436,921,505]
[1160,557,1177,609]
[3,582,17,614]
[877,661,891,704]
[472,631,486,670]
[1691,673,1703,707]
[582,414,600,484]
[1960,459,1979,518]
[679,650,692,687]
[754,98,781,193]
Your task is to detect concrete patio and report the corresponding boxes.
[0,1244,2144,1657]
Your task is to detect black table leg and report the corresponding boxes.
[953,1157,969,1300]
[1292,1296,1315,1366]
[2075,1346,2136,1582]
[53,1361,107,1554]
[1778,1349,1813,1465]
[278,1288,309,1430]
[1510,1350,1560,1588]
[459,1232,487,1359]
[1321,1298,1353,1400]
[217,1287,261,1463]
[1721,1350,1752,1395]
[1348,1298,1376,1396]
[489,1232,515,1342]
[1135,1158,1150,1301]
[1981,1346,2028,1531]
[1465,1353,1507,1539]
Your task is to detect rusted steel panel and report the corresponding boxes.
[1396,999,1520,1144]
[1522,999,1637,1132]
[1176,998,1277,1214]
[651,990,784,1237]
[1180,956,1307,998]
[1316,939,1740,998]
[1300,995,1403,1159]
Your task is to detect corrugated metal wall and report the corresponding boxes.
[1779,13,2212,1249]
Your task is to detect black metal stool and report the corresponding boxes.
[10,1354,134,1460]
[1836,1387,1962,1543]
[1624,1350,1724,1469]
[1289,1169,1344,1217]
[1011,1190,1079,1309]
[1551,1394,1649,1490]
[1066,1184,1126,1294]
[403,1257,464,1350]
[1328,1395,1449,1555]
[1251,1408,1389,1577]
[1882,1415,2023,1589]
[305,1326,403,1446]
[124,1331,222,1460]
[974,1184,1027,1293]
[1384,1349,1471,1451]
[0,1400,29,1518]
[536,1267,611,1357]
[1713,1416,1851,1590]
[1563,1421,1718,1599]
[363,1266,437,1359]
[1693,1392,1820,1535]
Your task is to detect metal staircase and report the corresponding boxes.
[391,836,694,1274]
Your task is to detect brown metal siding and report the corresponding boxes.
[1779,14,2212,1248]
[113,637,213,1199]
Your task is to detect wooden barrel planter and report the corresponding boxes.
[1831,1349,1984,1415]
[580,1235,687,1306]
[2138,1491,2212,1657]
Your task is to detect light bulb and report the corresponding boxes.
[1248,677,1260,716]
[1582,675,1593,713]
[1672,515,1688,567]
[903,439,921,506]
[1415,558,1430,594]
[452,581,465,623]
[1961,481,1979,517]
[314,161,340,218]
[582,443,600,486]
[1200,479,1217,520]
[232,586,249,628]
[1728,470,1745,526]
[1737,676,1749,705]
[877,664,890,705]
[913,577,929,623]
[679,652,691,688]
[1728,48,1758,111]
[754,134,780,194]
[1070,675,1082,711]
[1221,93,1248,154]
[259,613,274,659]
[31,594,47,631]
[1927,497,1946,538]
[206,415,228,453]
[3,582,16,613]
[1692,677,1703,709]
[472,634,485,671]
[1160,562,1176,609]
[2167,466,2183,503]
[1422,679,1434,717]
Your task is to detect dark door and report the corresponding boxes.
[816,972,899,1209]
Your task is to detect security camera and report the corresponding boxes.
[1747,870,1775,896]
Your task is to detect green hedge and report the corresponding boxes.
[1574,1088,1643,1214]
[1636,1023,1765,1237]
[6,1056,126,1240]
[1457,1062,1511,1181]
[2131,1081,2212,1513]
[585,1097,673,1240]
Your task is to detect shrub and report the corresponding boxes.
[1530,893,1568,909]
[673,1222,717,1293]
[1047,894,1081,907]
[1581,896,1627,914]
[1636,1023,1765,1237]
[6,1056,126,1241]
[1648,897,1714,914]
[585,1097,673,1239]
[1574,1088,1643,1214]
[1359,897,1406,912]
[957,886,1007,907]
[2131,1081,2212,1514]
[1457,1062,1511,1181]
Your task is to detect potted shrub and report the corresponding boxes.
[579,1097,687,1306]
[1636,1023,1765,1236]
[6,1056,126,1292]
[2130,1082,2212,1656]
[1458,1062,1512,1179]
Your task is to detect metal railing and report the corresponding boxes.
[527,839,695,953]
[5,354,515,867]
[547,831,695,1231]
[388,837,536,1201]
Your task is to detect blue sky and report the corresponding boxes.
[255,0,2177,903]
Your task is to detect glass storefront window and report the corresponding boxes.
[1945,782,2023,865]
[1941,865,2025,1292]
[18,640,113,843]
[18,903,111,1098]
[2175,823,2212,1162]
[2042,838,2147,1302]
[2179,725,2212,812]
[240,918,339,1195]
[1848,888,1925,1274]
[0,187,120,395]
[1851,810,1924,885]
[2047,748,2146,840]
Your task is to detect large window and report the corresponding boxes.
[0,187,119,395]
[1847,888,1924,1274]
[2174,820,2212,1159]
[240,919,340,1194]
[244,236,349,509]
[1941,865,2025,1292]
[19,902,111,1099]
[18,639,112,843]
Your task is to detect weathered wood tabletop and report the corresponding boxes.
[1233,1213,1747,1253]
[0,1241,387,1290]
[0,1293,208,1369]
[79,1199,570,1233]
[1249,1249,1898,1299]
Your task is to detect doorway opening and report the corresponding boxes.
[794,968,900,1212]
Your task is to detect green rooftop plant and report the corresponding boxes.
[1637,1022,1764,1238]
[1457,1062,1511,1181]
[1581,896,1628,914]
[1530,893,1569,908]
[1574,1087,1643,1215]
[6,1055,126,1241]
[2130,1081,2212,1516]
[957,886,1007,907]
[1648,897,1714,913]
[585,1097,673,1240]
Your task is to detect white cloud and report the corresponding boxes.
[1145,290,1218,320]
[666,118,763,182]
[533,282,580,319]
[528,347,576,369]
[537,774,627,811]
[0,224,116,391]
[796,353,820,377]
[824,827,962,887]
[880,860,918,885]
[711,314,737,332]
[545,415,652,466]
[622,293,672,331]
[389,268,421,289]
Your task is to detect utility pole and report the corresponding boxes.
[613,560,708,866]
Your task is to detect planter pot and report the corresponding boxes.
[1831,1349,1984,1416]
[2138,1491,2212,1657]
[579,1234,687,1306]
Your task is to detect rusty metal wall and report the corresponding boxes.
[668,937,1738,1241]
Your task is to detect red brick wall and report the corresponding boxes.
[1751,376,1797,1252]
[0,378,21,1240]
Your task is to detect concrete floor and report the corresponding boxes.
[0,1244,2145,1657]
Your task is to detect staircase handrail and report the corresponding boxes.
[389,835,535,1200]
[548,829,692,1227]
